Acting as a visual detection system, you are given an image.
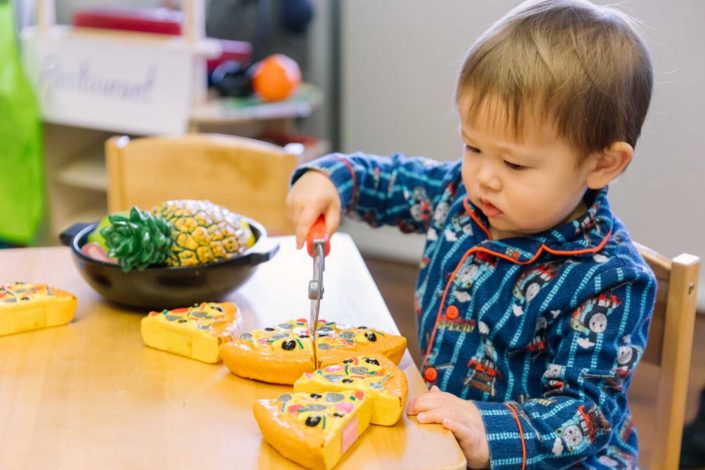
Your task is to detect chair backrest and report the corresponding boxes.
[632,242,700,470]
[105,134,299,235]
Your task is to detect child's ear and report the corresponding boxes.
[585,141,633,189]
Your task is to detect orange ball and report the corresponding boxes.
[252,54,302,102]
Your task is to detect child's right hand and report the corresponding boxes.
[285,170,341,249]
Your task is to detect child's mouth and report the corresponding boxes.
[479,199,503,217]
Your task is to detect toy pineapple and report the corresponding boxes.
[100,200,254,272]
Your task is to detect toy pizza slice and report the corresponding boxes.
[141,301,241,363]
[220,318,407,384]
[0,282,77,336]
[294,353,407,426]
[254,390,372,470]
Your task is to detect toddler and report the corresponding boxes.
[287,0,655,468]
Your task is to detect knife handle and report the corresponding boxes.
[306,215,331,257]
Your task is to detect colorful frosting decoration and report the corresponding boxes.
[220,318,407,384]
[0,282,78,336]
[253,390,372,470]
[294,354,408,426]
[140,301,241,363]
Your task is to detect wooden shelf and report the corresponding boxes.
[25,1,324,246]
[189,84,322,125]
[56,149,107,191]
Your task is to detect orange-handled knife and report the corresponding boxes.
[306,215,330,369]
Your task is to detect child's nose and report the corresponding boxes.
[477,164,501,191]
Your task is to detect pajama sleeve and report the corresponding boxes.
[474,264,656,469]
[290,152,461,234]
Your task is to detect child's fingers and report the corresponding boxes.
[415,407,450,425]
[441,417,469,436]
[407,393,445,415]
[295,207,324,249]
[287,204,303,235]
[325,205,341,236]
[295,221,310,250]
[285,197,301,226]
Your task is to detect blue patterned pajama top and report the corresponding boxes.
[292,153,656,469]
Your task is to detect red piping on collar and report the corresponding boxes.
[422,246,477,368]
[421,200,612,366]
[464,198,492,239]
[462,197,612,265]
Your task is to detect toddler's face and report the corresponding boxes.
[458,97,596,240]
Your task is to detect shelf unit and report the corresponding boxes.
[23,0,326,244]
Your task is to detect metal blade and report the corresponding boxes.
[308,243,325,369]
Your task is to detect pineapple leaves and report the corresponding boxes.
[100,207,173,272]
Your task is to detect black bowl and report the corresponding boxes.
[59,217,279,310]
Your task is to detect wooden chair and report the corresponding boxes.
[630,243,700,469]
[105,134,299,235]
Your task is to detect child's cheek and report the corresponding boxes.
[461,161,475,195]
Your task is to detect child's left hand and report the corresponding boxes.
[407,385,490,469]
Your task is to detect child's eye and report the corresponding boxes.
[504,161,526,171]
[464,145,481,154]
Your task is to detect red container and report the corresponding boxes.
[72,8,252,72]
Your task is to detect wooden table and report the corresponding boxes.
[0,235,466,470]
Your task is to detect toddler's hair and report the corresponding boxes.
[457,0,653,156]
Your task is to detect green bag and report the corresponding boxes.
[0,0,44,245]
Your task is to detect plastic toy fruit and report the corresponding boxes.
[81,242,117,263]
[101,200,253,272]
[87,211,127,250]
[252,54,301,102]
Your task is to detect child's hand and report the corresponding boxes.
[407,385,490,469]
[285,170,341,249]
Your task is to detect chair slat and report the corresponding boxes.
[633,243,700,470]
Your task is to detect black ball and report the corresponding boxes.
[211,60,254,98]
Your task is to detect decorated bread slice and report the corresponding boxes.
[220,318,407,384]
[294,354,407,426]
[254,390,372,470]
[141,301,241,363]
[0,282,77,336]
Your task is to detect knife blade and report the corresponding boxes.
[306,215,330,370]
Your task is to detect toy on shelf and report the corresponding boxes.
[22,0,220,135]
[252,54,302,102]
[21,1,323,243]
[71,6,253,92]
